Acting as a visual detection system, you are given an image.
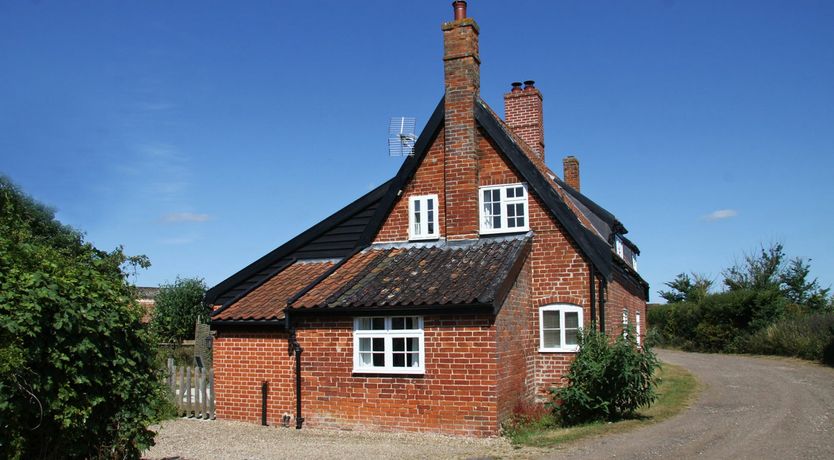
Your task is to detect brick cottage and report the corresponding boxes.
[207,1,648,437]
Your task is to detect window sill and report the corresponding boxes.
[479,227,530,236]
[352,367,425,376]
[408,235,440,242]
[539,347,578,353]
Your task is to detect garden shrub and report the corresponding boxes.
[151,277,209,344]
[738,312,834,362]
[551,329,660,426]
[0,176,167,459]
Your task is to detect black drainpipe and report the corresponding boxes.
[589,264,596,331]
[598,277,607,334]
[286,310,304,429]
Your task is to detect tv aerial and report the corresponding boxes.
[388,117,417,157]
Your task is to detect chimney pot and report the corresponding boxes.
[523,80,536,90]
[511,81,523,93]
[452,1,467,21]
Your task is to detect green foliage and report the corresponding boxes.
[150,277,208,343]
[651,242,834,364]
[550,328,660,426]
[733,312,834,362]
[0,176,167,459]
[657,273,712,304]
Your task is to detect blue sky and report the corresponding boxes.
[2,1,833,300]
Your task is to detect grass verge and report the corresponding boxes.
[506,363,699,447]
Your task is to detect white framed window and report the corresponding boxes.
[479,183,529,235]
[408,195,439,240]
[539,305,583,352]
[353,316,425,374]
[622,309,629,338]
[631,254,638,271]
[615,237,624,258]
[635,310,642,346]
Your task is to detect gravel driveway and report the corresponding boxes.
[144,350,834,459]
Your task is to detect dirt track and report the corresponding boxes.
[552,349,834,459]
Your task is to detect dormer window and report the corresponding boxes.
[615,237,624,258]
[631,254,638,271]
[409,194,439,240]
[479,184,529,235]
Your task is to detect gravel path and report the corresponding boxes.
[144,350,834,459]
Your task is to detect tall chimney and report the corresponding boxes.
[442,1,480,240]
[504,80,544,160]
[563,156,580,191]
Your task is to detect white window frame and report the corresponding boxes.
[539,304,583,353]
[615,237,624,258]
[408,194,439,241]
[635,310,642,346]
[631,253,638,271]
[622,309,629,338]
[352,316,425,375]
[478,183,530,235]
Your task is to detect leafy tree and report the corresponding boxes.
[658,273,712,304]
[0,176,166,459]
[151,277,209,343]
[779,258,831,311]
[723,243,784,292]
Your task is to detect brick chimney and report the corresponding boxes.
[442,1,480,240]
[563,156,580,191]
[504,80,544,160]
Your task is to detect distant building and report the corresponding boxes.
[136,286,159,324]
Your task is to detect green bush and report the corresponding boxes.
[151,277,208,343]
[735,312,834,362]
[0,176,167,459]
[550,329,660,426]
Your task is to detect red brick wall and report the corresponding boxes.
[214,315,501,437]
[495,256,535,421]
[375,130,446,243]
[213,331,295,425]
[606,276,648,342]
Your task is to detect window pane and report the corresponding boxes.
[508,205,515,218]
[543,311,560,329]
[359,352,373,366]
[373,353,384,367]
[427,198,434,210]
[407,353,419,367]
[565,329,579,346]
[393,353,405,367]
[359,337,371,352]
[392,317,404,330]
[407,337,419,351]
[392,337,405,351]
[357,318,372,330]
[414,200,420,212]
[492,215,501,229]
[372,337,385,351]
[517,217,525,227]
[515,186,524,196]
[507,187,515,198]
[372,318,385,330]
[565,312,579,329]
[543,329,560,348]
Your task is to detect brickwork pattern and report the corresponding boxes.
[504,87,544,159]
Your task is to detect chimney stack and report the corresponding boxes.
[442,1,481,240]
[563,156,580,191]
[504,80,544,160]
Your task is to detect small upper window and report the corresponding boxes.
[479,184,529,235]
[635,310,642,346]
[631,254,638,271]
[615,237,624,258]
[408,195,439,240]
[539,305,583,352]
[622,309,629,338]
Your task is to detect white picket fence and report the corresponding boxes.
[167,358,215,419]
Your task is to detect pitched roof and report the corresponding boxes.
[213,260,335,321]
[289,236,531,312]
[205,179,393,306]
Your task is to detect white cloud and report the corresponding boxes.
[704,209,738,221]
[161,212,210,223]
